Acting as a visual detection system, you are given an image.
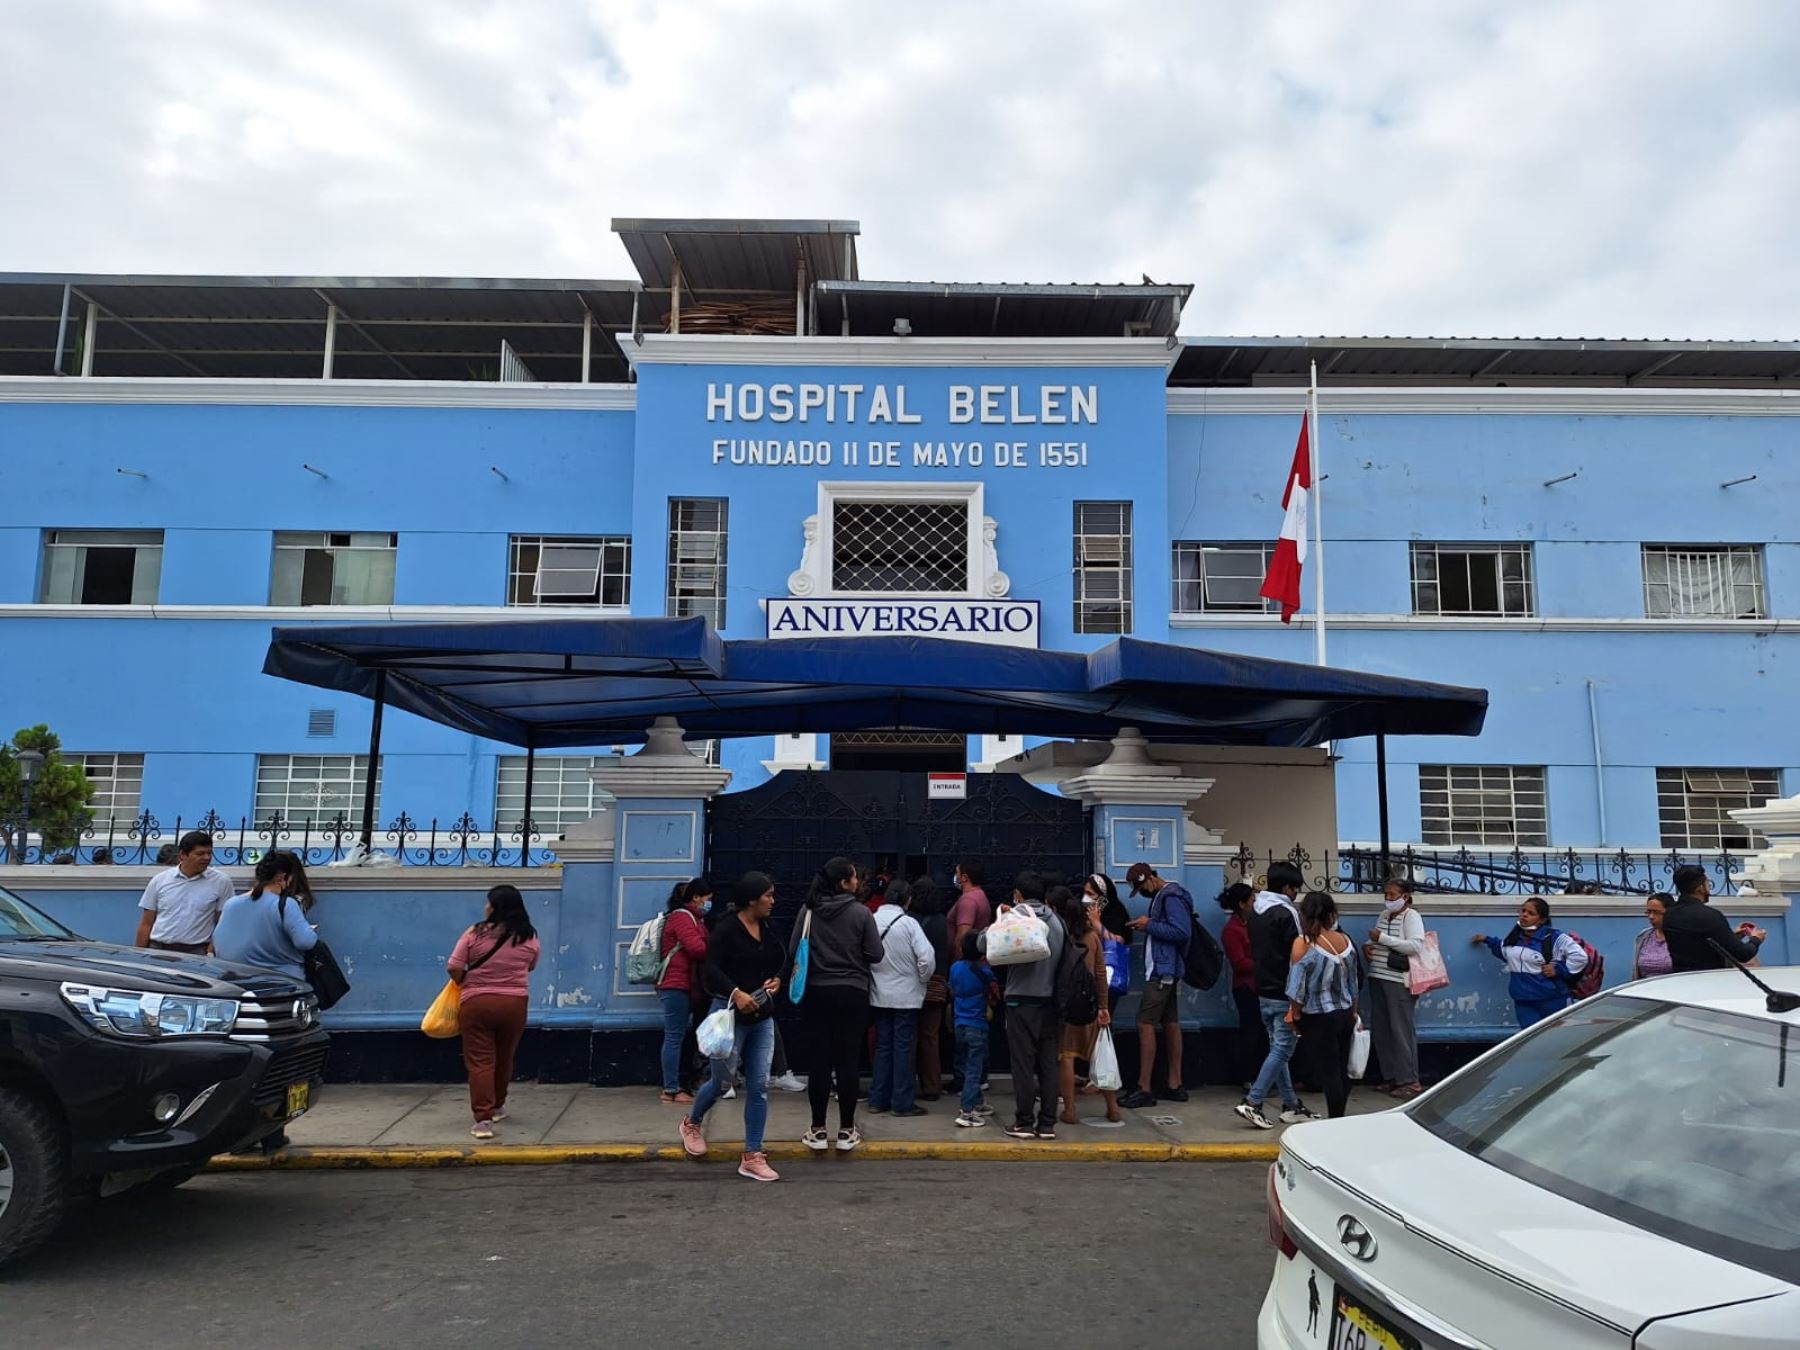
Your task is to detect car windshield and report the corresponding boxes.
[1410,993,1800,1285]
[0,886,79,940]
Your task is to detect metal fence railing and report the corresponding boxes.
[1227,843,1745,897]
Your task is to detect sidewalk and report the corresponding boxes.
[212,1081,1390,1169]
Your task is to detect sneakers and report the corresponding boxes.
[1161,1086,1190,1103]
[1280,1104,1323,1124]
[835,1127,862,1152]
[955,1111,987,1128]
[1035,1125,1057,1141]
[723,1086,737,1101]
[802,1126,830,1152]
[1117,1089,1157,1109]
[659,1091,694,1105]
[1002,1122,1037,1140]
[974,1102,997,1116]
[865,1103,890,1115]
[737,1151,780,1182]
[771,1072,808,1093]
[1234,1100,1276,1130]
[492,1105,509,1121]
[679,1116,708,1158]
[470,1120,495,1140]
[892,1105,929,1118]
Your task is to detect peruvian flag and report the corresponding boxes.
[1258,417,1311,623]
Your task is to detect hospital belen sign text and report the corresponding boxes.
[706,381,1097,471]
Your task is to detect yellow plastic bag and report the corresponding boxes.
[421,979,462,1038]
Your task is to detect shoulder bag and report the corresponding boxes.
[280,895,352,1010]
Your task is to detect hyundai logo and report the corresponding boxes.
[293,1000,314,1029]
[1336,1215,1378,1262]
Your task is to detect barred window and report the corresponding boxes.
[495,756,612,834]
[667,499,728,627]
[1656,767,1780,850]
[68,753,145,827]
[508,535,631,607]
[1643,546,1766,619]
[1171,542,1277,614]
[1074,501,1133,634]
[831,500,968,593]
[254,754,380,824]
[1419,765,1548,846]
[40,530,163,604]
[271,532,397,606]
[1411,543,1535,617]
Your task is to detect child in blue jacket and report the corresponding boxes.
[949,934,998,1127]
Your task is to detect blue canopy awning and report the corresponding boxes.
[262,619,1486,749]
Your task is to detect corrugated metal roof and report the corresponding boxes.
[611,218,860,293]
[815,279,1190,338]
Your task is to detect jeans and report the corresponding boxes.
[657,988,691,1093]
[1297,1007,1355,1118]
[689,999,776,1153]
[1247,997,1300,1109]
[869,1006,920,1112]
[955,1023,989,1114]
[1004,1001,1059,1131]
[1515,995,1568,1029]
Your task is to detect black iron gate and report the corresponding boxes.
[706,770,1091,913]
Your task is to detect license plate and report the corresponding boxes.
[284,1081,311,1118]
[1328,1285,1421,1350]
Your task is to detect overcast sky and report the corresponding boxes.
[3,0,1795,339]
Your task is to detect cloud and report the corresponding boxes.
[0,0,1794,338]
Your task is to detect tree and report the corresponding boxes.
[0,726,94,861]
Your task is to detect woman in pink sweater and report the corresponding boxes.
[447,885,541,1139]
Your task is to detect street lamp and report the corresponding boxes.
[15,748,44,864]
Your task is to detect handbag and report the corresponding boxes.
[1406,932,1451,996]
[984,906,1051,966]
[278,897,351,1009]
[418,931,509,1039]
[788,909,814,1005]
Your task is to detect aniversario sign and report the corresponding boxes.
[765,597,1040,648]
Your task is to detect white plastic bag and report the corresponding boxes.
[1090,1027,1122,1092]
[697,1002,737,1059]
[984,905,1051,966]
[1347,1018,1371,1080]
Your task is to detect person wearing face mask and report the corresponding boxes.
[1471,896,1588,1029]
[1363,878,1425,1099]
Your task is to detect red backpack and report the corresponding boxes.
[1544,930,1605,1000]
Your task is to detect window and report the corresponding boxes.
[1074,501,1133,633]
[1171,542,1277,614]
[667,499,728,626]
[254,754,380,824]
[1656,767,1779,850]
[1410,543,1535,617]
[271,532,397,606]
[68,753,145,826]
[1410,996,1800,1286]
[508,535,631,607]
[831,500,968,593]
[1419,764,1548,846]
[1643,545,1766,619]
[495,756,612,834]
[39,530,163,604]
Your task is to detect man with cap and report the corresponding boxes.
[1118,862,1193,1109]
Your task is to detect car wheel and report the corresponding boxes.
[0,1087,69,1269]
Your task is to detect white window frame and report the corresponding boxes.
[667,499,728,626]
[1642,545,1767,620]
[1171,541,1278,615]
[1410,542,1535,618]
[68,753,145,826]
[788,482,1008,599]
[40,529,164,605]
[495,755,613,835]
[1419,764,1549,847]
[1074,500,1133,634]
[1655,767,1779,850]
[508,535,631,608]
[270,532,398,607]
[253,754,380,824]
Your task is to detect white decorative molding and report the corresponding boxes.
[973,734,1025,773]
[588,717,733,801]
[0,864,563,891]
[1057,727,1217,808]
[787,480,1008,600]
[1730,794,1800,896]
[1167,386,1800,418]
[0,603,634,623]
[552,806,618,865]
[0,375,637,411]
[1169,613,1800,636]
[762,733,826,775]
[981,518,1010,598]
[627,333,1178,369]
[787,517,822,597]
[1185,840,1245,867]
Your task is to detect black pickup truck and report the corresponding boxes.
[0,885,328,1267]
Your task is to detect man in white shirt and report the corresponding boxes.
[134,831,234,954]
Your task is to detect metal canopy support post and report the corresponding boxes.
[795,250,807,336]
[322,303,338,378]
[580,308,592,383]
[80,302,97,376]
[670,254,683,334]
[519,744,536,867]
[52,283,71,375]
[1375,731,1391,879]
[359,670,387,852]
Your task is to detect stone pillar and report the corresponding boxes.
[1058,727,1218,895]
[1729,794,1800,964]
[557,717,732,1025]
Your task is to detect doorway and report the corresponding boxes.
[829,730,968,773]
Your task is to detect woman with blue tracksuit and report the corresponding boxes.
[1471,896,1589,1029]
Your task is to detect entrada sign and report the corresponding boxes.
[765,598,1040,648]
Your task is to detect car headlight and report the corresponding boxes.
[60,983,239,1038]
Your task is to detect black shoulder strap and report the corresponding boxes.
[467,928,508,972]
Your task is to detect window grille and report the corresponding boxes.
[1419,765,1548,846]
[254,754,380,823]
[1642,546,1766,619]
[1171,542,1278,614]
[40,530,163,605]
[508,535,631,607]
[1656,767,1779,849]
[1410,543,1534,617]
[667,499,728,626]
[830,500,968,593]
[67,753,145,826]
[1074,501,1133,633]
[270,532,397,606]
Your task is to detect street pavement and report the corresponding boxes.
[2,1163,1275,1348]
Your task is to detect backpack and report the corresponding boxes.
[625,911,670,985]
[1169,888,1225,991]
[1547,930,1605,1001]
[1055,932,1100,1027]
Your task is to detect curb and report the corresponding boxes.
[209,1140,1279,1170]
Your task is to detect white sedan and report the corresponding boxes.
[1259,966,1800,1349]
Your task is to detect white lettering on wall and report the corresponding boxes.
[707,382,1096,425]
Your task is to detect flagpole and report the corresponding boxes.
[1308,359,1326,666]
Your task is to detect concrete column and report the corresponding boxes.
[762,732,824,775]
[1729,794,1800,964]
